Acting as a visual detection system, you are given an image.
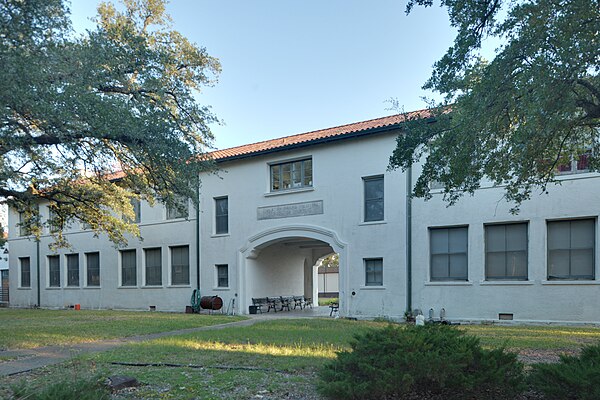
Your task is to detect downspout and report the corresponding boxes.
[36,237,40,308]
[405,164,412,314]
[195,177,201,291]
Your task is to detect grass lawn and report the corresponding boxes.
[4,318,600,399]
[0,308,246,350]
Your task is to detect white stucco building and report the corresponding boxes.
[7,110,600,323]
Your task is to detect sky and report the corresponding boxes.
[69,1,457,151]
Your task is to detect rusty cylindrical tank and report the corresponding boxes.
[200,296,223,310]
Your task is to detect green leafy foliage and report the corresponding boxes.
[390,0,599,211]
[11,375,110,400]
[318,324,524,400]
[0,0,220,245]
[529,343,600,399]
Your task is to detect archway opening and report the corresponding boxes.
[245,237,336,311]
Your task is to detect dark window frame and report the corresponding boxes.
[429,226,469,281]
[144,247,162,286]
[547,218,596,280]
[363,175,384,222]
[48,255,60,288]
[216,264,229,288]
[166,197,189,220]
[364,258,383,286]
[215,197,229,235]
[484,222,529,281]
[66,253,79,287]
[19,257,31,288]
[86,252,100,287]
[269,158,313,192]
[120,249,137,287]
[170,245,190,285]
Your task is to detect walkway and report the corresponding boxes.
[0,306,333,377]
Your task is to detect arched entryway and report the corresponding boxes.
[237,225,347,315]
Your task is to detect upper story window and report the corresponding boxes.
[556,150,592,175]
[19,212,30,237]
[364,176,384,222]
[270,158,312,192]
[166,196,189,220]
[124,198,141,223]
[48,206,63,233]
[215,197,228,234]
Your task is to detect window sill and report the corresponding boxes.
[167,285,191,288]
[542,280,600,285]
[213,287,230,291]
[264,187,314,197]
[64,286,81,290]
[83,286,101,290]
[359,286,385,290]
[211,233,230,238]
[479,280,534,286]
[141,285,164,289]
[359,220,387,226]
[425,281,473,286]
[118,286,139,289]
[17,287,32,290]
[46,287,61,290]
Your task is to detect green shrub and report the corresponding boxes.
[11,376,110,400]
[529,343,600,400]
[318,324,524,400]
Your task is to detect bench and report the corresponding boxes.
[251,297,268,313]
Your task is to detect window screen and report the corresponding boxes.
[364,176,384,222]
[485,223,528,280]
[85,252,100,287]
[171,246,189,285]
[365,258,383,286]
[67,254,79,287]
[215,197,228,234]
[121,250,137,286]
[20,257,30,287]
[48,255,60,287]
[548,219,595,280]
[430,227,468,281]
[145,248,162,286]
[216,264,228,287]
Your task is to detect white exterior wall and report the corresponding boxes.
[412,169,600,324]
[199,131,408,318]
[7,120,600,323]
[8,200,197,311]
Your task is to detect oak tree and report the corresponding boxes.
[389,0,599,211]
[1,0,220,245]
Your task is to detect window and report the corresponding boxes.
[485,223,528,280]
[215,197,228,234]
[216,264,228,288]
[145,248,162,286]
[548,219,595,280]
[19,212,30,236]
[48,207,63,233]
[364,176,384,222]
[365,258,383,286]
[124,198,141,223]
[270,158,312,191]
[171,245,189,285]
[430,227,468,281]
[120,250,137,286]
[556,150,592,175]
[86,252,100,287]
[48,255,60,287]
[166,197,189,219]
[66,254,79,287]
[20,257,30,287]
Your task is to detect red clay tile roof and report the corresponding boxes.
[210,108,433,161]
